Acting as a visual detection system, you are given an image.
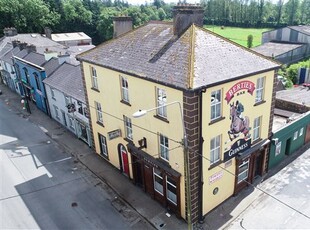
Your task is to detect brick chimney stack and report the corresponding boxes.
[113,16,133,38]
[3,27,18,37]
[44,27,52,39]
[172,3,204,36]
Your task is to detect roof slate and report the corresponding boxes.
[23,52,46,66]
[43,62,85,102]
[289,25,310,36]
[42,57,61,77]
[78,22,279,90]
[276,86,310,107]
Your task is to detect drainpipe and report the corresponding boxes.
[198,89,205,223]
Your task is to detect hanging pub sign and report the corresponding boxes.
[108,129,121,140]
[225,80,255,103]
[224,138,251,162]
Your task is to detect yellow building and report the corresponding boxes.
[77,4,280,224]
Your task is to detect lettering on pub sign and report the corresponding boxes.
[224,138,251,161]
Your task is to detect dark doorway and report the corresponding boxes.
[254,153,262,178]
[144,164,154,197]
[285,138,292,155]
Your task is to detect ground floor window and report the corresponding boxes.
[166,176,177,204]
[154,168,164,195]
[237,159,249,184]
[99,134,108,158]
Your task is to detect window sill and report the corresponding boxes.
[254,100,266,106]
[91,87,100,92]
[99,153,109,161]
[209,116,225,125]
[96,121,104,127]
[252,138,262,145]
[120,100,131,106]
[52,97,56,101]
[154,114,169,123]
[208,160,222,170]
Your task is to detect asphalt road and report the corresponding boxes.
[0,101,137,229]
[226,147,310,229]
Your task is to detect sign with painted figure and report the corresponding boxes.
[223,80,255,161]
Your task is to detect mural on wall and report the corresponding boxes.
[224,80,255,161]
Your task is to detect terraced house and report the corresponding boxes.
[78,4,280,224]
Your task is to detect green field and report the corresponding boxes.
[204,25,272,48]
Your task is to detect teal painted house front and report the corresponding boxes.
[269,112,310,169]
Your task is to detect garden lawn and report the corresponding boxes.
[204,25,272,48]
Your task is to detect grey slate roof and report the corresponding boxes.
[78,22,280,90]
[42,57,61,77]
[15,49,28,59]
[43,62,85,102]
[252,42,303,57]
[0,43,13,58]
[289,25,310,36]
[23,52,46,66]
[276,86,310,107]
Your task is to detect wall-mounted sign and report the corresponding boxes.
[224,138,251,162]
[209,171,223,185]
[225,80,255,103]
[108,129,121,140]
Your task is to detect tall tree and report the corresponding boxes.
[275,0,284,25]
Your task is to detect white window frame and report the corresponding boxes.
[156,88,167,118]
[95,101,103,124]
[120,76,129,103]
[53,105,60,120]
[293,131,298,140]
[166,176,177,205]
[91,66,98,89]
[51,88,56,100]
[299,127,304,137]
[210,135,221,165]
[99,134,108,157]
[153,168,164,195]
[124,115,133,140]
[211,89,222,121]
[64,95,70,105]
[275,141,282,156]
[255,77,265,103]
[237,159,249,184]
[159,134,169,161]
[253,116,261,141]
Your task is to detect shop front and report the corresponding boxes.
[127,143,181,217]
[234,139,269,194]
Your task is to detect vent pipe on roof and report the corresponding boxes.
[44,27,52,39]
[113,16,133,38]
[172,3,204,36]
[3,27,18,37]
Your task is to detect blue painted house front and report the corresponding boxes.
[14,51,49,114]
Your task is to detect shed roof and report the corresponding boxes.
[289,25,310,36]
[252,42,304,57]
[43,62,85,102]
[276,86,310,107]
[78,21,280,90]
[51,32,91,42]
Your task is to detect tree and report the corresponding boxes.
[247,34,253,48]
[284,0,300,25]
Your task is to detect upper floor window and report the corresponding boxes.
[95,101,103,124]
[120,76,129,103]
[53,105,60,120]
[123,115,133,140]
[77,101,83,115]
[211,89,222,121]
[64,95,70,105]
[210,135,221,165]
[253,116,261,141]
[51,88,56,100]
[34,73,41,91]
[159,134,169,161]
[91,66,98,89]
[255,77,265,103]
[23,68,30,84]
[156,88,167,118]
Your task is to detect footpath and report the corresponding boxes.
[1,83,308,230]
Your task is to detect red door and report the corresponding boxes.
[121,146,129,176]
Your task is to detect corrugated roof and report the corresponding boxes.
[51,32,91,42]
[289,25,310,36]
[43,62,85,102]
[252,42,304,57]
[78,22,279,90]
